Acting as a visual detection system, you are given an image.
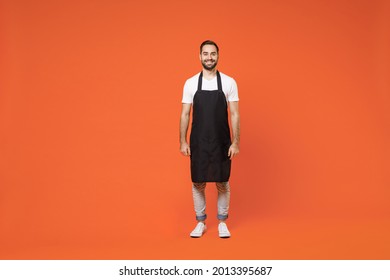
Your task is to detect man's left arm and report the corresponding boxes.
[228,101,240,159]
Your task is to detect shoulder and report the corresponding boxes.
[183,73,200,98]
[183,73,200,93]
[184,72,201,86]
[219,72,237,86]
[219,71,239,100]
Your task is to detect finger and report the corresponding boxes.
[228,149,232,159]
[187,147,191,156]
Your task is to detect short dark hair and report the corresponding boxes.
[200,40,219,54]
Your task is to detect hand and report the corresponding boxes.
[180,142,191,156]
[228,143,239,159]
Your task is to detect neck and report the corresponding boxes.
[202,68,217,80]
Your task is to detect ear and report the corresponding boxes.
[199,53,202,61]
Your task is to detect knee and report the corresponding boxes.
[193,182,206,190]
[216,182,230,192]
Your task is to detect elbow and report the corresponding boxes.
[181,113,190,121]
[231,112,240,120]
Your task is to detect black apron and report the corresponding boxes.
[190,71,231,183]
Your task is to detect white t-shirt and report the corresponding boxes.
[182,72,239,104]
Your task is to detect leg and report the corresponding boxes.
[192,182,207,221]
[216,182,231,238]
[216,181,230,221]
[190,182,207,237]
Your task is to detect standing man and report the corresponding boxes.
[180,40,240,238]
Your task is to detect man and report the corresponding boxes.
[180,40,240,238]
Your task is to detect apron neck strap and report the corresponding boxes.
[197,71,222,91]
[216,71,222,91]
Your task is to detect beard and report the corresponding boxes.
[202,59,218,71]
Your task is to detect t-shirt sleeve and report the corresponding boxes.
[227,78,239,102]
[182,80,193,104]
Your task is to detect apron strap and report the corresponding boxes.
[216,71,222,91]
[197,72,203,91]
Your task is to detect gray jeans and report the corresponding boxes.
[192,182,230,221]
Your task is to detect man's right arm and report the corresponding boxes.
[179,103,192,156]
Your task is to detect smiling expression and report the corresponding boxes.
[200,44,219,71]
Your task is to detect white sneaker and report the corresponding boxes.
[190,222,206,238]
[218,222,231,238]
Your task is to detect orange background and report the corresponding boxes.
[1,0,389,259]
